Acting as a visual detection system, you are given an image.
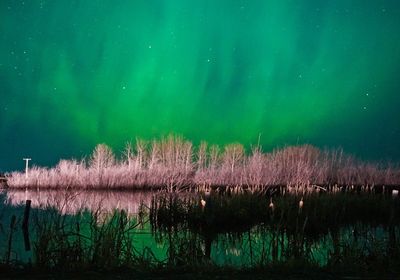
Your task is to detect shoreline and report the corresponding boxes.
[3,183,400,194]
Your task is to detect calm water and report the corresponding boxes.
[0,189,398,267]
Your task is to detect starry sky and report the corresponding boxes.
[1,0,400,171]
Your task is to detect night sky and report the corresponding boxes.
[1,0,400,171]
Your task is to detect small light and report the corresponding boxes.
[299,198,304,209]
[269,198,274,211]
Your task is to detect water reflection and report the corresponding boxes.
[0,190,399,269]
[149,193,400,266]
[5,189,153,215]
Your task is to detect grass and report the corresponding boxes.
[30,208,148,271]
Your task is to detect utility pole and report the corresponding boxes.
[23,158,31,178]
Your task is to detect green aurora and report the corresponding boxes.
[1,0,400,170]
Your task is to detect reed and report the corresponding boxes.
[150,192,400,268]
[1,192,400,275]
[30,207,148,271]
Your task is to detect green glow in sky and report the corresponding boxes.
[1,0,400,170]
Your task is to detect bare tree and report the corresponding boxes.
[148,140,160,171]
[6,136,400,190]
[124,142,134,170]
[135,138,147,171]
[197,141,208,171]
[90,144,115,171]
[209,145,220,170]
[223,143,245,173]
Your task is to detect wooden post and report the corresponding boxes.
[22,200,31,251]
[6,215,17,265]
[23,158,31,178]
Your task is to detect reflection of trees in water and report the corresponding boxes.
[150,193,400,266]
[2,190,400,269]
[6,190,153,215]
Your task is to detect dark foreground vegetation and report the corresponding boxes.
[5,135,400,190]
[1,191,400,278]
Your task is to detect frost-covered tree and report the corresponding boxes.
[223,143,244,173]
[90,144,115,171]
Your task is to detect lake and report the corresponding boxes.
[1,189,399,271]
